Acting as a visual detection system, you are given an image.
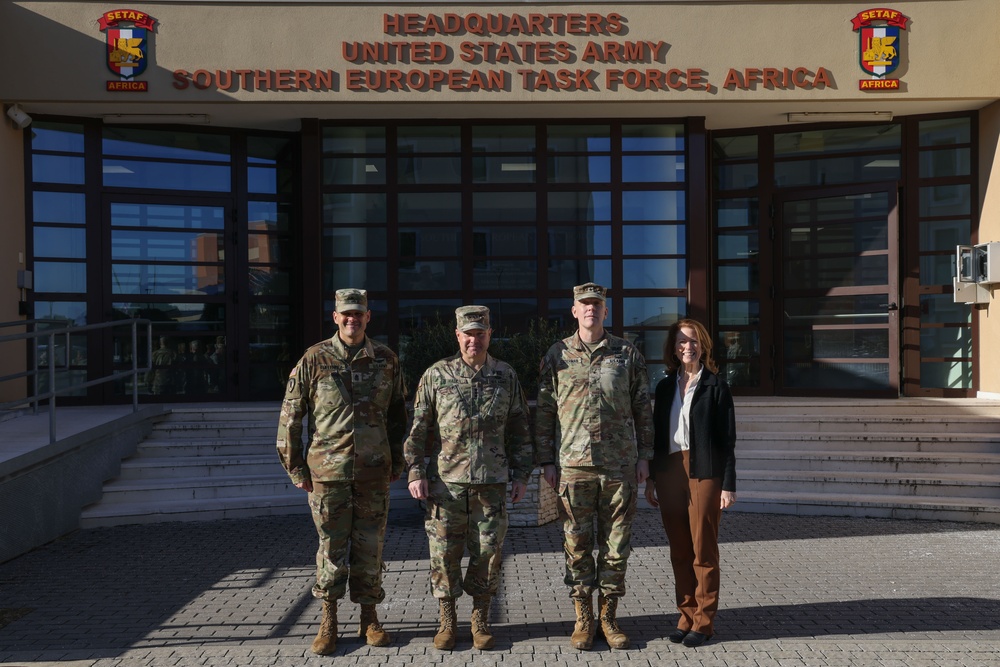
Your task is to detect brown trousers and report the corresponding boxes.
[654,450,723,636]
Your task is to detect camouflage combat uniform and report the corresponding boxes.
[405,353,533,599]
[535,332,654,599]
[276,334,406,604]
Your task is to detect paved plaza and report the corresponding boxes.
[1,504,998,667]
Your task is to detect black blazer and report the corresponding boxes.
[651,369,737,491]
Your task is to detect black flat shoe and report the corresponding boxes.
[667,629,688,644]
[682,631,712,647]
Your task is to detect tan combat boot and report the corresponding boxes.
[433,597,458,650]
[310,600,337,655]
[470,595,495,650]
[359,603,391,647]
[570,596,596,650]
[598,594,629,649]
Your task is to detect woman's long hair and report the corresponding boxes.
[664,318,718,374]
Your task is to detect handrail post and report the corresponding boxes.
[48,331,56,444]
[32,328,39,416]
[132,321,139,412]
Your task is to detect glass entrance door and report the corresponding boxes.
[774,184,900,396]
[103,197,234,401]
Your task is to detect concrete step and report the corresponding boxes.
[732,489,1000,524]
[95,473,298,503]
[136,438,277,457]
[117,454,279,480]
[737,431,1000,453]
[738,468,1000,499]
[738,450,1000,475]
[734,398,1000,417]
[737,414,1000,434]
[149,421,277,439]
[159,405,281,421]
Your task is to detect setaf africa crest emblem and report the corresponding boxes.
[852,8,909,90]
[98,9,157,91]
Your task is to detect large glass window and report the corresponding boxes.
[916,116,974,390]
[27,121,298,402]
[322,121,691,381]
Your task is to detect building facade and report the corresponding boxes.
[2,1,999,403]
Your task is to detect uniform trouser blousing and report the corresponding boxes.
[309,478,389,604]
[557,466,637,599]
[654,450,723,636]
[426,480,508,599]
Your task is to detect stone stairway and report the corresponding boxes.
[733,398,1000,524]
[79,405,412,528]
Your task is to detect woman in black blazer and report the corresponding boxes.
[644,318,736,648]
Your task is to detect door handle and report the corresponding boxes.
[885,302,898,311]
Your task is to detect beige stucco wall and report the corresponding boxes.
[977,102,1000,396]
[0,118,28,402]
[2,1,999,129]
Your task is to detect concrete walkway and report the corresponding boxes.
[1,503,998,666]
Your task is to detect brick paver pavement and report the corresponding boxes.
[1,506,998,666]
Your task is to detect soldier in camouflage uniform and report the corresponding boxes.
[405,306,533,651]
[535,283,654,651]
[276,288,406,655]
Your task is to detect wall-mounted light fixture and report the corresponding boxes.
[787,111,893,123]
[5,104,32,129]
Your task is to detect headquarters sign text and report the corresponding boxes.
[172,12,832,93]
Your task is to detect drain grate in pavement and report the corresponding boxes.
[0,607,33,629]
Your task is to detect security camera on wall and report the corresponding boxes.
[6,104,32,129]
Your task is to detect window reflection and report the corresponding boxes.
[548,259,612,290]
[324,261,389,291]
[623,225,685,255]
[111,203,225,229]
[549,191,611,222]
[323,193,387,224]
[33,155,85,185]
[34,228,86,259]
[34,262,86,293]
[473,192,536,223]
[622,297,684,327]
[622,191,685,221]
[623,155,685,183]
[33,192,86,224]
[103,127,231,161]
[473,261,537,290]
[111,264,224,295]
[32,122,85,153]
[399,193,462,223]
[622,259,685,289]
[397,261,461,291]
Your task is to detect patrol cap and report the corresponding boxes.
[456,305,491,332]
[334,288,368,313]
[573,282,607,302]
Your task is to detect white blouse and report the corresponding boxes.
[668,365,703,455]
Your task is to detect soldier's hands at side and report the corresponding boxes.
[644,483,659,508]
[636,459,650,485]
[720,490,736,509]
[510,481,527,503]
[408,479,428,500]
[295,479,313,493]
[542,464,558,489]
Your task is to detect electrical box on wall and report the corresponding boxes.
[954,244,990,304]
[957,242,1000,285]
[976,242,1000,284]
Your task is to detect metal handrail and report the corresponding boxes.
[0,319,153,443]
